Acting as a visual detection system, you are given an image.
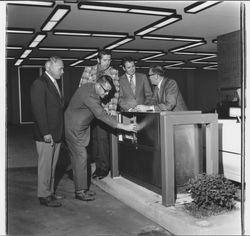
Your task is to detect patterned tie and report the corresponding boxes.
[129,75,136,95]
[53,80,61,97]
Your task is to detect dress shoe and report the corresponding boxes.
[75,190,95,201]
[51,193,65,200]
[84,189,96,196]
[39,196,62,207]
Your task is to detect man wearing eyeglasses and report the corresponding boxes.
[65,75,137,201]
[118,56,152,112]
[135,65,187,112]
[79,49,119,180]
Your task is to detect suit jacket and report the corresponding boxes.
[65,83,118,138]
[118,72,153,111]
[79,64,119,115]
[30,73,64,142]
[150,78,187,111]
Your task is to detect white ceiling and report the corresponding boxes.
[6,1,241,69]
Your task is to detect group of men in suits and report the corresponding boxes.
[30,50,187,207]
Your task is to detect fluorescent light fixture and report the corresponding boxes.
[53,30,127,38]
[129,9,173,16]
[79,4,129,12]
[42,22,58,31]
[39,47,68,51]
[54,31,91,36]
[191,55,217,63]
[8,1,54,7]
[138,50,163,54]
[184,1,221,14]
[203,64,218,70]
[29,58,48,60]
[164,62,185,68]
[85,52,98,60]
[7,57,15,60]
[142,35,204,42]
[105,37,134,50]
[146,60,183,63]
[69,48,97,52]
[173,51,216,56]
[167,67,197,70]
[41,5,70,32]
[78,2,176,16]
[135,15,182,36]
[141,53,165,61]
[20,49,32,58]
[28,34,47,48]
[92,33,126,38]
[70,60,84,67]
[15,59,24,66]
[169,41,206,53]
[112,49,137,53]
[6,28,35,34]
[7,46,23,50]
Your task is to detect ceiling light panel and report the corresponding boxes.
[14,59,24,66]
[28,34,47,48]
[8,1,55,7]
[7,46,23,50]
[105,37,134,50]
[6,28,35,34]
[70,60,84,66]
[184,1,221,14]
[169,41,206,53]
[78,2,176,16]
[20,49,32,58]
[141,53,165,61]
[142,35,204,42]
[135,15,182,36]
[41,5,71,32]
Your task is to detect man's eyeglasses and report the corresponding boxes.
[100,83,111,93]
[148,73,156,77]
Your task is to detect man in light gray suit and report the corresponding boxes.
[118,56,152,111]
[65,75,137,201]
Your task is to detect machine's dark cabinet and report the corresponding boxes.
[118,112,162,193]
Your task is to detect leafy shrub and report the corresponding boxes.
[185,173,238,211]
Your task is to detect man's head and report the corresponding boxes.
[95,74,114,99]
[45,56,64,80]
[121,56,136,76]
[148,65,165,85]
[97,49,112,71]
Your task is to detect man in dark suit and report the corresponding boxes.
[119,56,152,111]
[30,56,65,207]
[135,65,187,112]
[65,75,137,201]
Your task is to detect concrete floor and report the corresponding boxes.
[7,125,173,236]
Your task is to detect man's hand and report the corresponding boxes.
[43,134,54,146]
[117,123,137,132]
[135,105,150,112]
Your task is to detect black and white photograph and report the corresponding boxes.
[1,1,250,235]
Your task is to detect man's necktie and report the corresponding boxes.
[129,75,136,95]
[153,86,160,102]
[53,80,61,97]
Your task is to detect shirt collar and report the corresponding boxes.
[45,71,56,83]
[158,78,163,90]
